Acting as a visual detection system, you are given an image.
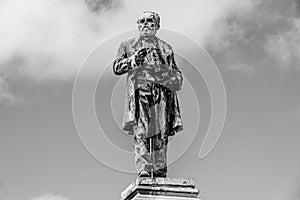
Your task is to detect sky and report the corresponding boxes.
[1,0,300,200]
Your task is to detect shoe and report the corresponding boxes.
[153,173,167,178]
[138,171,150,177]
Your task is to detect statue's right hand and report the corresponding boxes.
[135,48,148,65]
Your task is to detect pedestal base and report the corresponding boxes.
[121,177,201,200]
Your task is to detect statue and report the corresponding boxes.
[113,11,183,178]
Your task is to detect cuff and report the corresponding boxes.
[128,54,138,70]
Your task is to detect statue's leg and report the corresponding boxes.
[152,134,168,177]
[134,83,154,176]
[147,84,169,177]
[133,125,152,176]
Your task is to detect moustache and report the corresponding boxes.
[142,24,155,30]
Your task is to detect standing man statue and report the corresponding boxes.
[113,11,183,178]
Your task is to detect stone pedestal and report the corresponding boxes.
[121,177,201,200]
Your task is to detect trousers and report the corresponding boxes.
[133,81,169,177]
[133,130,168,177]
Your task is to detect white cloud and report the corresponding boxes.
[0,0,255,80]
[30,193,69,200]
[0,0,107,81]
[203,0,300,73]
[226,62,254,73]
[118,0,254,43]
[0,0,255,105]
[1,0,299,91]
[204,18,245,54]
[0,76,16,106]
[265,18,300,71]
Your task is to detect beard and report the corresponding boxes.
[138,25,157,37]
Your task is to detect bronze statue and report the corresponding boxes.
[113,11,183,178]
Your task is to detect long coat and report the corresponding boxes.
[113,36,183,136]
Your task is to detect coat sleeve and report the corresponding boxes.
[165,49,183,91]
[113,42,138,75]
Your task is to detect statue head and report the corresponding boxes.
[137,11,160,38]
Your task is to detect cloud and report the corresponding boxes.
[0,183,70,200]
[30,193,69,200]
[265,18,300,71]
[0,0,255,80]
[0,75,16,106]
[226,62,254,73]
[85,0,121,12]
[117,0,254,42]
[204,0,300,73]
[0,0,111,81]
[0,0,257,105]
[0,0,299,106]
[0,0,121,105]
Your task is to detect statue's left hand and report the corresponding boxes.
[162,76,180,91]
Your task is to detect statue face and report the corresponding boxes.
[137,12,158,38]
